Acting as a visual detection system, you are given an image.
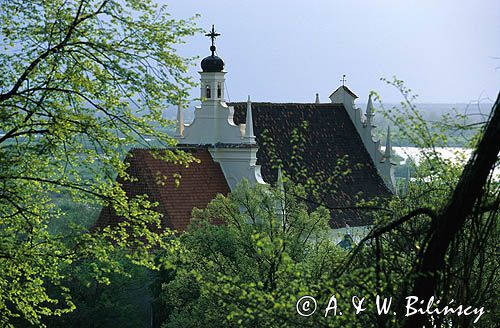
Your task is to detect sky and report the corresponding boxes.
[164,0,499,105]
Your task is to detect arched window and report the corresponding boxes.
[217,82,222,98]
[206,85,211,99]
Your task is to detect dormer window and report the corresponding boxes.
[217,82,222,98]
[206,85,211,99]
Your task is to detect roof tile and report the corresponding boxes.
[229,102,390,227]
[95,149,229,232]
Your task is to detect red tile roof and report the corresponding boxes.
[95,148,229,232]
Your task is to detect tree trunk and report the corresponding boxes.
[403,93,500,328]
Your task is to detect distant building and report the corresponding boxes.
[96,27,396,232]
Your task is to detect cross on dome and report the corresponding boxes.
[201,25,224,72]
[205,25,221,55]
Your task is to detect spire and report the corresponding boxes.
[404,163,410,194]
[276,166,286,225]
[384,125,392,160]
[175,100,184,138]
[379,125,396,192]
[365,94,374,126]
[277,166,284,193]
[243,95,256,143]
[315,93,320,104]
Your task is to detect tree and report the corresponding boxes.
[362,81,499,327]
[43,256,154,328]
[402,92,500,328]
[154,180,389,328]
[0,0,197,325]
[155,82,499,328]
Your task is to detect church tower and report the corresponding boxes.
[200,25,226,104]
[176,26,265,190]
[178,25,240,145]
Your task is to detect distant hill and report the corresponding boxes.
[369,102,494,147]
[371,102,493,122]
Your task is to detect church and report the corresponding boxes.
[96,27,396,232]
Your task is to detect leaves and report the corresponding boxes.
[155,181,384,327]
[0,0,198,325]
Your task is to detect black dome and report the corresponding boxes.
[201,55,224,72]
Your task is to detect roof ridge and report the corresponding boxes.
[228,102,343,105]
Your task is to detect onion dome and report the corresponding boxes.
[201,47,224,72]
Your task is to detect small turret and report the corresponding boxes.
[175,101,184,138]
[243,95,256,144]
[380,125,396,191]
[383,126,392,160]
[178,25,266,192]
[403,161,411,195]
[365,94,374,127]
[277,166,284,194]
[275,166,286,225]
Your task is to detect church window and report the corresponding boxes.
[206,85,211,98]
[217,82,222,98]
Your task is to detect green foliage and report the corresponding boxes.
[154,181,388,327]
[43,258,153,328]
[372,78,489,148]
[153,80,498,328]
[0,0,198,325]
[366,79,499,327]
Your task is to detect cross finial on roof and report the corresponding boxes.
[205,25,221,56]
[340,74,347,86]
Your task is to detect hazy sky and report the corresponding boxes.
[164,0,499,104]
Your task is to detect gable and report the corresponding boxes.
[329,85,359,99]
